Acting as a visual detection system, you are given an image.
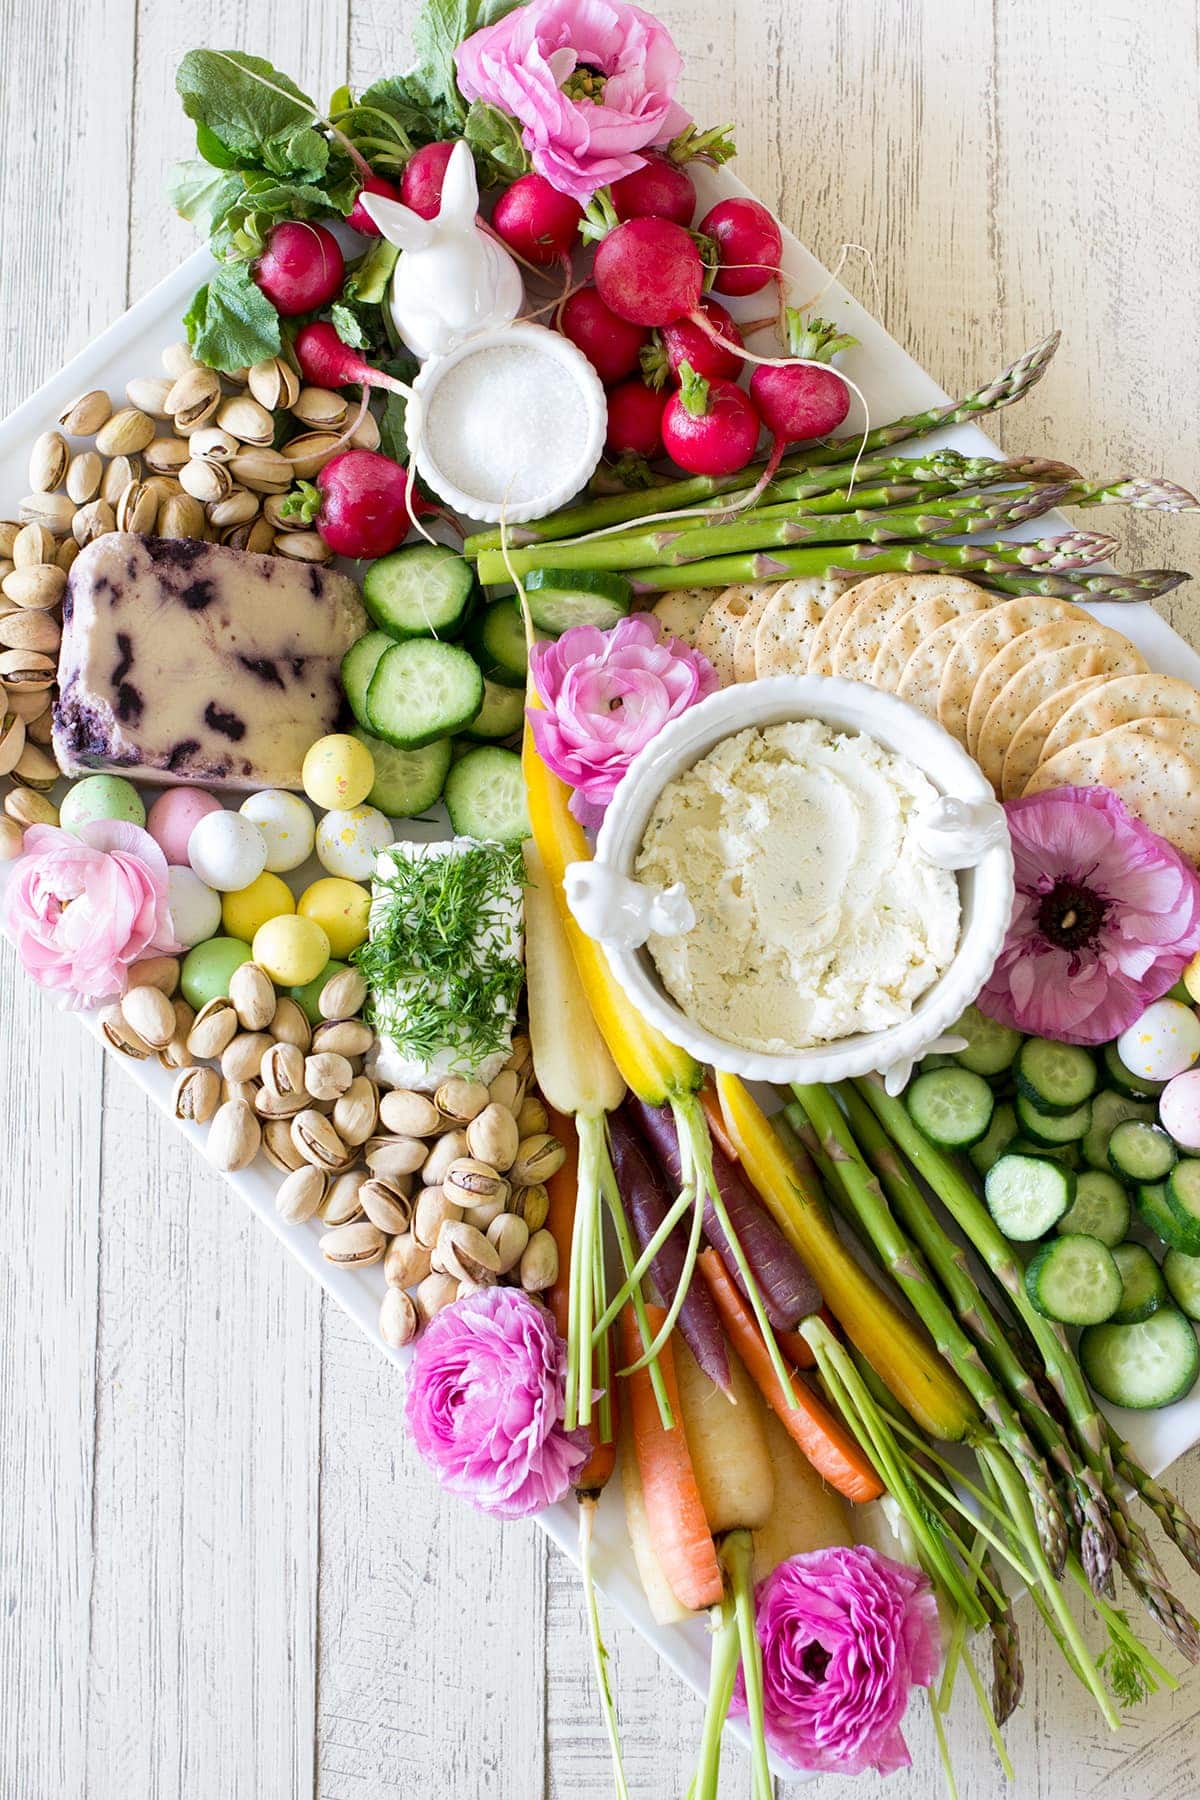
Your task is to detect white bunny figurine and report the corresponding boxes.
[357,140,525,361]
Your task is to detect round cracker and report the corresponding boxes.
[974,625,1147,790]
[834,575,990,685]
[652,589,711,650]
[696,584,761,685]
[823,574,913,679]
[806,580,878,675]
[754,576,854,678]
[967,614,1143,759]
[1025,725,1200,864]
[1000,676,1108,801]
[939,598,1084,749]
[1039,671,1200,765]
[732,584,780,681]
[871,586,993,690]
[892,615,982,729]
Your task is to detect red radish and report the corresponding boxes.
[558,286,648,384]
[642,297,744,388]
[253,222,345,316]
[610,153,696,226]
[746,313,857,498]
[593,217,705,327]
[492,173,583,267]
[661,362,761,476]
[293,321,413,399]
[697,197,782,296]
[605,380,666,459]
[399,140,457,219]
[347,172,402,236]
[314,450,417,559]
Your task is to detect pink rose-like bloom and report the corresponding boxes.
[454,0,691,203]
[5,820,180,1008]
[735,1547,940,1777]
[404,1287,587,1520]
[529,613,718,828]
[979,784,1200,1045]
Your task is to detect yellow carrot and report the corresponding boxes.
[673,1335,774,1536]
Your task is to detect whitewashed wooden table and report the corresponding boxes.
[2,2,1199,1794]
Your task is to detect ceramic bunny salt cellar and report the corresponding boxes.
[359,141,606,524]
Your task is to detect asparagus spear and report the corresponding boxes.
[464,330,1064,550]
[970,568,1188,604]
[620,528,1117,593]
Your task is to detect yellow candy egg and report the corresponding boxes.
[221,870,296,942]
[252,914,331,987]
[1185,951,1200,1006]
[302,734,376,811]
[298,877,372,958]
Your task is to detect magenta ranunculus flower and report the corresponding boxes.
[5,820,180,1008]
[735,1546,940,1777]
[404,1287,587,1520]
[454,0,692,203]
[979,784,1200,1045]
[529,613,717,827]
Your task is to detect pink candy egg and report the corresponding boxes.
[1160,1070,1200,1153]
[146,787,222,865]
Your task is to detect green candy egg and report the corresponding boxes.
[181,936,255,1010]
[289,959,349,1025]
[59,775,146,834]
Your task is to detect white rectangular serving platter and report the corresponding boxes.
[2,158,1199,1756]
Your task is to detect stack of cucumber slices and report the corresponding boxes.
[904,1002,1200,1412]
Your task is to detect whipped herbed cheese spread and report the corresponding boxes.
[634,721,961,1051]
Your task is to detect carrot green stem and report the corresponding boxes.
[722,1530,772,1800]
[579,1498,630,1800]
[689,1596,740,1800]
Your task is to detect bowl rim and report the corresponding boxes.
[590,673,1016,1083]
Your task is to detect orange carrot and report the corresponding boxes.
[698,1250,882,1503]
[700,1077,740,1164]
[619,1304,724,1612]
[544,1109,618,1496]
[777,1307,838,1369]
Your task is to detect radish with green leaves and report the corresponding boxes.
[606,380,667,459]
[610,153,696,226]
[492,172,583,268]
[348,172,403,236]
[399,140,458,218]
[592,217,706,327]
[309,449,419,560]
[293,320,415,400]
[253,221,345,315]
[697,196,782,297]
[558,286,649,384]
[744,313,857,498]
[642,298,744,388]
[661,362,761,476]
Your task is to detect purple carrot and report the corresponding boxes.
[629,1098,821,1327]
[609,1107,732,1396]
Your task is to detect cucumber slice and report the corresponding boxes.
[469,598,528,688]
[1135,1183,1200,1255]
[363,543,476,640]
[1015,1038,1097,1114]
[1166,1159,1200,1242]
[985,1152,1075,1240]
[1056,1170,1130,1248]
[341,630,393,730]
[365,640,484,749]
[1164,1249,1200,1321]
[1082,1090,1156,1171]
[1015,1091,1092,1146]
[463,677,527,742]
[1102,1039,1166,1099]
[1008,1137,1080,1168]
[905,1067,994,1148]
[969,1100,1019,1177]
[950,1004,1023,1078]
[1079,1308,1200,1409]
[352,726,452,819]
[1110,1242,1167,1324]
[1108,1119,1178,1184]
[524,568,633,634]
[1025,1233,1122,1325]
[444,746,530,844]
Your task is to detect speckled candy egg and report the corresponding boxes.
[59,775,146,834]
[1160,1070,1200,1153]
[298,877,371,958]
[221,871,296,943]
[181,935,254,1010]
[1183,952,1200,1007]
[252,914,331,987]
[240,789,317,874]
[302,734,376,811]
[166,865,223,950]
[315,805,394,881]
[188,809,268,892]
[146,786,221,865]
[1116,998,1200,1084]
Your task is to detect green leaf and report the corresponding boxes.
[194,123,243,170]
[166,159,243,229]
[176,50,329,181]
[184,263,282,373]
[409,0,526,128]
[342,239,399,307]
[330,303,371,351]
[240,174,351,218]
[279,480,322,525]
[353,75,443,142]
[464,100,528,183]
[378,390,410,463]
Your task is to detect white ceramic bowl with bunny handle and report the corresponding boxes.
[563,675,1016,1092]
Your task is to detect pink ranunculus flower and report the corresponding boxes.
[454,0,692,203]
[529,613,717,828]
[979,784,1200,1045]
[5,820,180,1008]
[404,1287,587,1520]
[735,1547,940,1777]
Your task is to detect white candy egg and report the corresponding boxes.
[240,789,317,873]
[1160,1070,1200,1153]
[166,865,223,949]
[1116,998,1200,1084]
[315,805,394,881]
[187,809,268,893]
